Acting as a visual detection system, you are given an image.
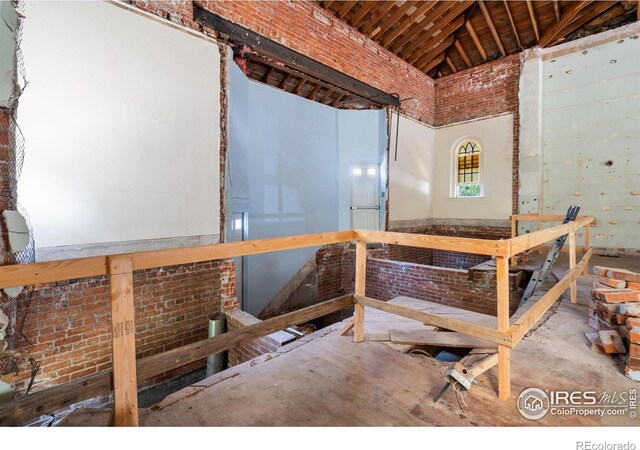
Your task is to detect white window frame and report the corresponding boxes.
[450,136,484,199]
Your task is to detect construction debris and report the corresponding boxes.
[588,265,640,381]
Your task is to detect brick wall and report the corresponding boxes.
[13,259,236,394]
[226,310,295,367]
[131,0,435,124]
[431,250,489,270]
[386,245,433,266]
[366,258,522,316]
[434,54,522,214]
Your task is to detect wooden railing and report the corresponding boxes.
[0,216,594,426]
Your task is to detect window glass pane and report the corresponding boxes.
[455,140,481,197]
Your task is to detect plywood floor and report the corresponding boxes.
[140,255,640,427]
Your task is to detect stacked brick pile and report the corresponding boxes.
[587,266,640,381]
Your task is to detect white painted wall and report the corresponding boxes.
[433,114,514,219]
[18,2,221,249]
[519,22,640,249]
[0,2,16,105]
[228,60,385,315]
[388,115,434,222]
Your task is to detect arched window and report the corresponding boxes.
[455,140,482,198]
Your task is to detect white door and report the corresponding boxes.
[350,164,380,230]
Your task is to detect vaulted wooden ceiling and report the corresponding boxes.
[318,0,639,78]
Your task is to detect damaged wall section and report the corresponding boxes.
[519,22,640,253]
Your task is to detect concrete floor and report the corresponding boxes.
[140,254,640,426]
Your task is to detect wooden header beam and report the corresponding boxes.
[355,229,509,257]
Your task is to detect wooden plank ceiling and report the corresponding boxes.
[240,1,638,107]
[319,0,638,78]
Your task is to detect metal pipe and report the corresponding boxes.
[206,314,227,377]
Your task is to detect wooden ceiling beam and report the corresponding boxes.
[261,66,274,83]
[465,19,487,61]
[479,1,506,56]
[408,15,465,65]
[336,1,357,19]
[369,1,416,39]
[278,73,293,90]
[422,53,446,74]
[544,1,616,47]
[526,0,541,42]
[330,94,347,107]
[445,56,458,73]
[389,1,453,53]
[455,40,472,68]
[502,0,522,50]
[306,84,322,100]
[553,0,561,21]
[293,79,307,95]
[540,1,591,47]
[414,36,455,70]
[383,1,438,47]
[400,1,473,60]
[360,1,396,36]
[348,1,377,27]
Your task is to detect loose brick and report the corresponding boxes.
[593,266,612,277]
[594,277,627,289]
[599,330,626,354]
[606,269,640,283]
[620,303,640,317]
[627,356,640,370]
[625,365,640,381]
[630,343,640,358]
[593,289,640,304]
[627,281,640,291]
[629,327,640,345]
[626,317,640,328]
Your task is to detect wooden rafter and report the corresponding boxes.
[330,94,346,107]
[278,73,292,90]
[540,1,591,47]
[465,19,487,61]
[455,39,472,68]
[336,1,357,19]
[502,0,522,50]
[292,79,307,95]
[526,0,541,42]
[543,1,616,47]
[553,0,561,21]
[422,53,445,73]
[261,66,274,83]
[414,36,455,70]
[445,56,458,73]
[306,84,322,100]
[348,1,377,27]
[383,1,438,47]
[407,16,466,64]
[359,1,396,35]
[371,1,415,39]
[389,1,453,53]
[401,1,473,60]
[479,1,506,56]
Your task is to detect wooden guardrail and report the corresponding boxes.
[0,216,594,426]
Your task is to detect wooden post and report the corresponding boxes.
[108,255,139,426]
[353,240,367,343]
[496,256,511,400]
[569,231,577,304]
[583,224,590,275]
[510,216,517,265]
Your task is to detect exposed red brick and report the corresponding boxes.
[434,55,521,214]
[607,269,640,283]
[593,289,640,304]
[13,259,236,396]
[131,0,435,124]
